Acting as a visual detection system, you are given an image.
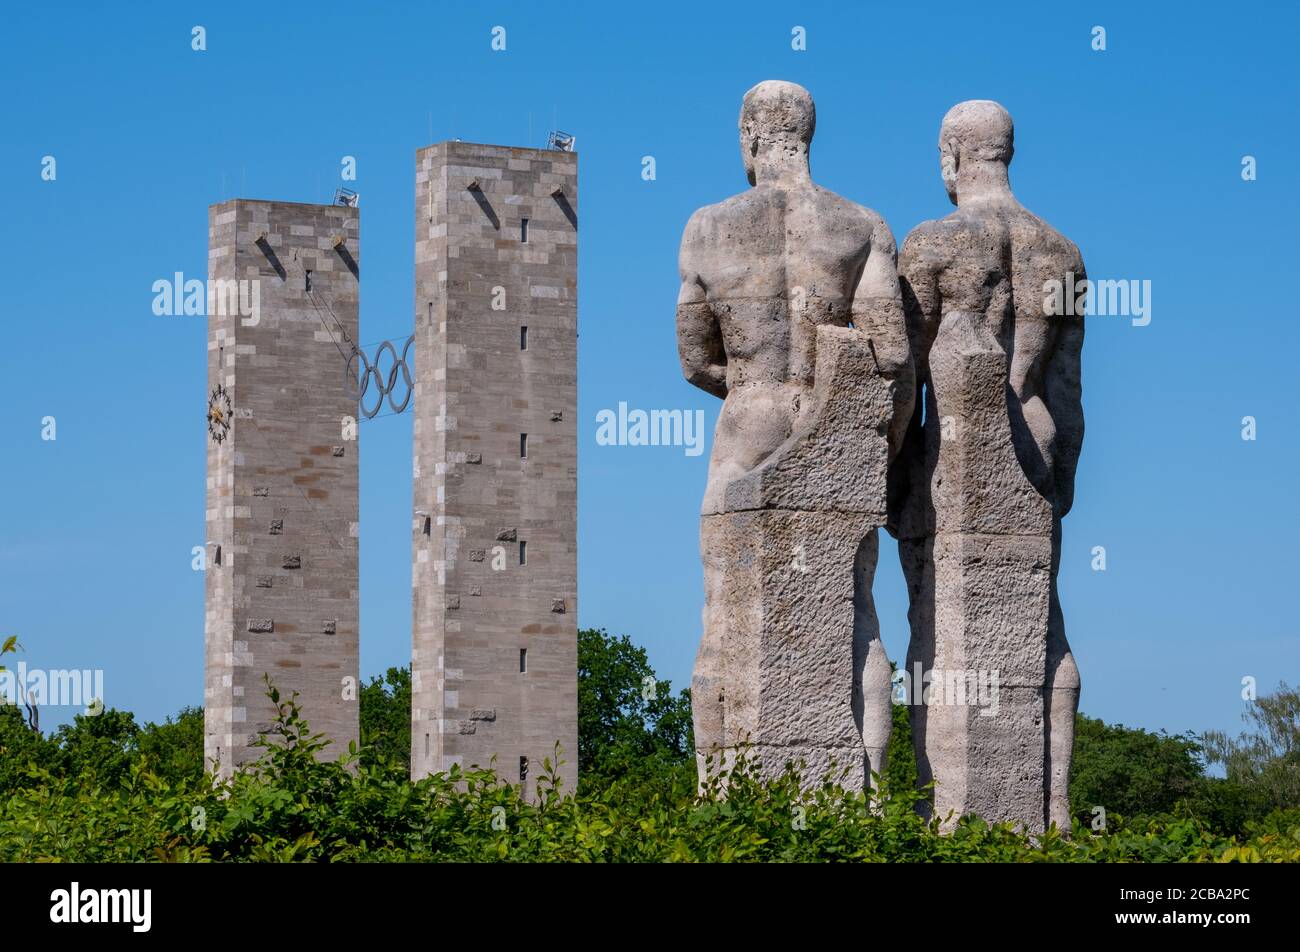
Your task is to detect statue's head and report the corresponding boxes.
[739,80,816,186]
[938,100,1013,205]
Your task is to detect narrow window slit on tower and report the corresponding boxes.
[519,756,528,785]
[520,326,528,350]
[519,540,527,565]
[520,218,529,243]
[305,269,312,292]
[519,648,528,673]
[520,433,528,458]
[425,733,430,758]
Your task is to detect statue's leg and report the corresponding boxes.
[853,529,892,792]
[899,534,934,819]
[1045,520,1079,833]
[693,518,727,790]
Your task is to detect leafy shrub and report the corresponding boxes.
[0,632,1295,862]
[0,679,1295,863]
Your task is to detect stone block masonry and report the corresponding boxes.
[204,199,360,776]
[411,142,578,794]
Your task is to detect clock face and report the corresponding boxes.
[207,384,232,444]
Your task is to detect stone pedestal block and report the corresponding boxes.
[695,327,895,792]
[906,346,1055,831]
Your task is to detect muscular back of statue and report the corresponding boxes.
[898,194,1084,517]
[679,84,910,516]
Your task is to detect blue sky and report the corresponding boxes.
[1,1,1296,744]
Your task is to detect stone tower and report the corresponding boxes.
[204,199,361,776]
[411,142,578,792]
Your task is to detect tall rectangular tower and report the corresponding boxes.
[411,142,578,791]
[205,199,361,775]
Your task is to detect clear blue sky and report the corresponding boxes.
[1,1,1295,744]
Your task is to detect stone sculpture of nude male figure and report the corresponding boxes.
[677,80,912,789]
[892,100,1085,831]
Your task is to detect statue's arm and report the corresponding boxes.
[852,216,914,462]
[887,226,944,534]
[897,227,944,386]
[1044,252,1086,518]
[676,214,727,399]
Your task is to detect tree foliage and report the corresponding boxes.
[576,627,693,788]
[358,667,411,770]
[1069,715,1206,822]
[1204,681,1300,816]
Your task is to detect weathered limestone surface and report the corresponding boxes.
[204,200,360,776]
[892,101,1085,832]
[678,81,913,791]
[411,142,578,796]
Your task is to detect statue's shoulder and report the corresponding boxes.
[810,185,887,233]
[689,189,756,221]
[679,195,748,276]
[1012,206,1084,270]
[681,192,749,245]
[899,214,962,269]
[904,212,964,241]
